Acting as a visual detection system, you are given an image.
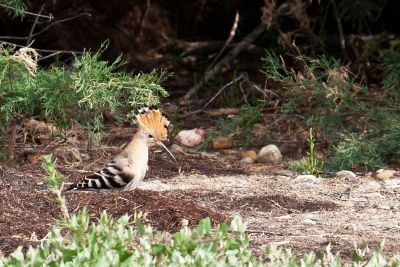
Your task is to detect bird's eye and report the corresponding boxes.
[148,134,154,138]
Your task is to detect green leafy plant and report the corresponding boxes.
[42,154,70,220]
[291,128,324,175]
[0,0,26,17]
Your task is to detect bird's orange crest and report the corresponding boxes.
[136,107,170,140]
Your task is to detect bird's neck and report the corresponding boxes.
[124,130,149,163]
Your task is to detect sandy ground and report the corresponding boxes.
[140,167,400,258]
[1,149,399,260]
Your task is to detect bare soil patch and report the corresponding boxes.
[0,163,229,256]
[173,191,338,213]
[1,121,400,261]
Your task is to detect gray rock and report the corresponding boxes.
[258,144,282,163]
[292,175,320,184]
[336,170,357,180]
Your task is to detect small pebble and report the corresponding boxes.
[374,169,397,181]
[336,170,357,180]
[258,144,282,163]
[277,214,291,221]
[303,213,318,220]
[212,135,234,150]
[302,219,317,225]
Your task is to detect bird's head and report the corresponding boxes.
[136,106,170,144]
[135,107,178,168]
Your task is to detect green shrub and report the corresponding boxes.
[262,48,400,172]
[0,0,26,17]
[0,42,168,153]
[1,205,399,266]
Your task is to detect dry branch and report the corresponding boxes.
[329,0,345,51]
[0,13,91,42]
[0,3,53,19]
[27,5,44,46]
[179,74,245,118]
[182,22,268,100]
[138,0,151,36]
[206,10,240,71]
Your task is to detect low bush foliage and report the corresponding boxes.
[262,44,400,172]
[0,42,168,154]
[0,0,26,17]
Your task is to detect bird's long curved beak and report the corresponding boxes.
[157,141,181,173]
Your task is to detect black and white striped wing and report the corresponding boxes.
[66,161,132,191]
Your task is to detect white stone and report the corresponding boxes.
[175,128,205,147]
[292,175,320,184]
[336,170,357,180]
[302,219,317,225]
[277,214,291,221]
[303,213,318,220]
[258,144,282,163]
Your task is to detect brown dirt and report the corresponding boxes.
[1,120,400,261]
[0,162,229,256]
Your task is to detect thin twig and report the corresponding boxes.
[179,74,245,119]
[138,0,150,35]
[329,0,345,51]
[31,13,91,38]
[27,5,45,46]
[206,10,239,71]
[183,22,268,100]
[0,3,53,19]
[1,40,83,54]
[0,13,91,41]
[193,0,207,29]
[37,51,62,61]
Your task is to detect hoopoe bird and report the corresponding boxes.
[66,107,177,191]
